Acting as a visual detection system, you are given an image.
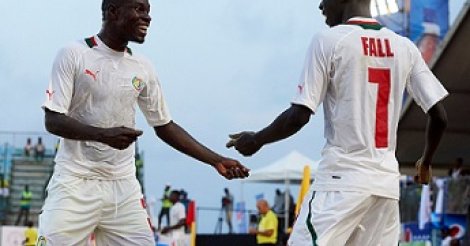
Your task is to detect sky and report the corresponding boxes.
[0,0,466,233]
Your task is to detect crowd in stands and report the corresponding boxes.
[23,137,46,161]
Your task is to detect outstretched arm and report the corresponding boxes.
[44,108,142,150]
[227,104,312,156]
[154,121,249,180]
[415,102,447,184]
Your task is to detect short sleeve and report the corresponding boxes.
[291,33,331,113]
[138,61,172,127]
[406,43,448,113]
[176,203,186,220]
[262,213,278,231]
[42,46,77,114]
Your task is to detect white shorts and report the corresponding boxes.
[38,173,155,246]
[288,190,399,246]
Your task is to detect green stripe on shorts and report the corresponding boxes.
[306,192,317,246]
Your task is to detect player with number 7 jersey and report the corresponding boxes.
[226,13,448,246]
[292,17,448,201]
[287,17,448,245]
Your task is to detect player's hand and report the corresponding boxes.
[414,158,432,185]
[99,127,143,150]
[226,131,262,156]
[214,158,250,180]
[161,227,171,234]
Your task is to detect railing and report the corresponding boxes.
[195,206,258,234]
[0,131,57,183]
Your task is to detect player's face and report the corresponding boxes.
[319,0,345,27]
[169,193,179,203]
[116,0,152,43]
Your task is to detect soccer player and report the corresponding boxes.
[227,0,448,245]
[40,0,249,245]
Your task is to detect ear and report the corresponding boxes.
[106,4,119,21]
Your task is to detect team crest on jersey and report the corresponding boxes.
[132,76,145,92]
[37,236,47,246]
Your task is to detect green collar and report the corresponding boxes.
[346,19,383,30]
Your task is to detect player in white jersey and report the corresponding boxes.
[227,0,447,245]
[40,0,249,245]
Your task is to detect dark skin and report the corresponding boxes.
[45,0,249,180]
[227,0,447,184]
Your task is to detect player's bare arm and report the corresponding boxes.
[45,108,143,150]
[161,218,186,234]
[227,104,311,156]
[415,102,447,184]
[154,121,250,180]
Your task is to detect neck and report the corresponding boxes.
[98,26,128,52]
[342,4,372,23]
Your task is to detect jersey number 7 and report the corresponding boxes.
[368,67,391,148]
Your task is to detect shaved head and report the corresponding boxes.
[101,0,126,20]
[256,199,270,214]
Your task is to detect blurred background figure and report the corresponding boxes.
[23,221,38,246]
[222,188,234,233]
[179,190,190,233]
[158,184,172,229]
[15,184,32,225]
[161,190,186,246]
[34,137,45,161]
[24,138,33,157]
[448,158,464,179]
[271,189,285,244]
[249,199,278,246]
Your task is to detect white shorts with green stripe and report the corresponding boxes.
[38,173,155,246]
[288,190,399,246]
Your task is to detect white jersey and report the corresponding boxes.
[169,202,186,239]
[292,17,448,199]
[43,35,171,179]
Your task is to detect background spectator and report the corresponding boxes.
[23,221,38,246]
[15,185,32,225]
[161,190,186,246]
[158,184,172,229]
[222,188,234,233]
[449,158,464,178]
[24,138,33,157]
[180,190,190,233]
[34,137,45,161]
[271,189,284,215]
[249,199,278,246]
[0,176,8,198]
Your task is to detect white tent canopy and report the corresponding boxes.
[241,150,319,232]
[244,150,319,184]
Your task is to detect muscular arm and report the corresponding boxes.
[415,102,447,184]
[45,108,104,141]
[227,104,312,156]
[255,104,312,145]
[154,121,249,179]
[421,102,447,165]
[44,108,142,150]
[155,121,225,165]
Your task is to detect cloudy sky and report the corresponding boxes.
[0,0,466,233]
